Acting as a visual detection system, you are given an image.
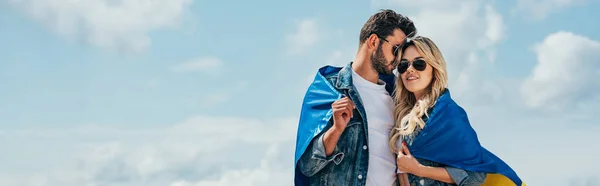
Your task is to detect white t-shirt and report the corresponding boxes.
[351,69,397,186]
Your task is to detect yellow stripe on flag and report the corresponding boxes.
[482,173,526,186]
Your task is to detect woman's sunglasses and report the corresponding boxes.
[397,59,427,74]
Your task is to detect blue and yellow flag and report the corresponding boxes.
[408,90,525,186]
[293,66,343,186]
[293,66,525,186]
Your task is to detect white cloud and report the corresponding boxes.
[6,0,193,53]
[169,145,292,186]
[0,115,297,186]
[521,31,600,111]
[401,1,505,59]
[171,57,223,73]
[515,0,588,20]
[483,5,506,47]
[285,19,319,55]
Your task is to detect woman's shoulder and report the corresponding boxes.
[425,89,473,131]
[431,89,467,116]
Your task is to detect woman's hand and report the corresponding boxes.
[396,142,457,184]
[396,142,423,176]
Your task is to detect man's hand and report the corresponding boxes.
[322,96,355,156]
[396,142,423,176]
[331,96,355,133]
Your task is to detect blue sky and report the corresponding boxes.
[1,0,599,185]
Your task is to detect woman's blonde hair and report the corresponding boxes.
[388,36,448,153]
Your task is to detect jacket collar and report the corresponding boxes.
[335,62,354,90]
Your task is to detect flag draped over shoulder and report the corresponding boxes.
[293,66,343,186]
[409,90,526,186]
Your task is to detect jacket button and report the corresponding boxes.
[358,174,363,179]
[363,145,367,150]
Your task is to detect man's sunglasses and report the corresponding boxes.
[379,37,405,57]
[397,59,427,74]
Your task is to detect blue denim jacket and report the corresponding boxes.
[297,62,484,186]
[297,62,376,186]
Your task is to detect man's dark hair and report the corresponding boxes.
[359,9,417,46]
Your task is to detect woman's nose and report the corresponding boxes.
[406,65,416,73]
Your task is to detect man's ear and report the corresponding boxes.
[367,34,379,51]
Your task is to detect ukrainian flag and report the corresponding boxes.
[407,89,526,186]
[293,65,525,186]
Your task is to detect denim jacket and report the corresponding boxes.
[297,62,485,186]
[297,62,376,186]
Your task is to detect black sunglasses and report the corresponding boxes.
[379,37,405,57]
[397,59,427,74]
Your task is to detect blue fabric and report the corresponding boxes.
[408,90,523,185]
[294,66,343,186]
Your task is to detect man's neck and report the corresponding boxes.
[352,56,380,84]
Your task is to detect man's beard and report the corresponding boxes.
[371,46,394,76]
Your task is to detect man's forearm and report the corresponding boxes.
[323,126,343,156]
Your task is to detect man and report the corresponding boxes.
[293,9,417,185]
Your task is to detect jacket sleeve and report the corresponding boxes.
[297,127,345,177]
[445,166,487,186]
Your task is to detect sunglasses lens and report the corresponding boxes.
[413,60,427,71]
[397,61,409,74]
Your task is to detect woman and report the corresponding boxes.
[388,36,524,186]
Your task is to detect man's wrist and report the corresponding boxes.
[323,125,344,156]
[329,125,344,136]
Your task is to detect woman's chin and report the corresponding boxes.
[404,85,417,92]
[406,86,426,96]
